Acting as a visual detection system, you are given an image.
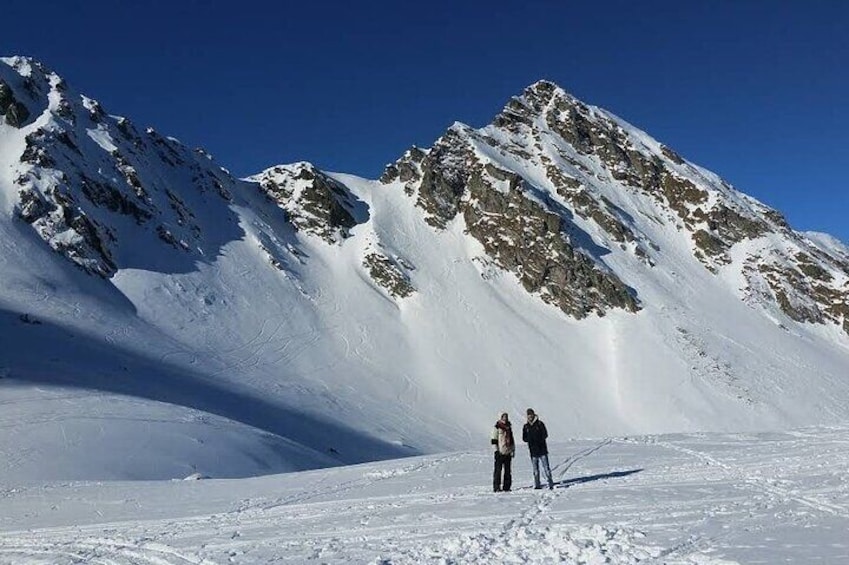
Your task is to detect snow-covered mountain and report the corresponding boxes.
[2,56,849,482]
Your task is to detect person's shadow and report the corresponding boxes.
[556,468,642,488]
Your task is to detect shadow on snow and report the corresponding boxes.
[0,307,416,478]
[557,468,643,488]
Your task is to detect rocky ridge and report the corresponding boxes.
[0,57,239,277]
[2,57,847,334]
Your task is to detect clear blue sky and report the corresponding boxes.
[4,1,848,241]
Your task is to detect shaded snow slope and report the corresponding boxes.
[1,426,848,564]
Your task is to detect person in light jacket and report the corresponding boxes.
[522,408,554,489]
[491,412,515,492]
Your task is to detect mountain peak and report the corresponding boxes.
[381,77,849,332]
[523,78,565,101]
[524,78,582,107]
[490,78,586,134]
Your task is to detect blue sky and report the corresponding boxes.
[4,1,848,241]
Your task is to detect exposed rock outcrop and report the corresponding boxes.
[363,252,415,299]
[252,162,361,244]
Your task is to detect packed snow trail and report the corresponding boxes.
[2,427,848,564]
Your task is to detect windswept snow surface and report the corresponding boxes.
[1,426,848,564]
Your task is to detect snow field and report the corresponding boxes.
[1,427,847,564]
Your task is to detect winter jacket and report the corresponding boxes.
[522,417,549,458]
[491,419,515,457]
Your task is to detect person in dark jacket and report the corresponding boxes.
[491,412,515,492]
[522,408,554,489]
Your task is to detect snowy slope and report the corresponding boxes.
[2,57,849,485]
[1,426,848,564]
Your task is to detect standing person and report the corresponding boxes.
[491,412,515,492]
[522,408,554,489]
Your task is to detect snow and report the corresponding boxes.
[0,122,24,212]
[805,230,849,260]
[1,427,847,564]
[86,125,118,153]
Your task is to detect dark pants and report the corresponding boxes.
[493,452,512,491]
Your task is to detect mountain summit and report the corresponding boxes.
[2,57,849,481]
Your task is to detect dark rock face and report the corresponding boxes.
[253,163,360,243]
[5,102,29,128]
[541,157,637,246]
[78,177,152,223]
[0,80,30,128]
[379,147,425,187]
[0,79,30,127]
[463,166,637,318]
[384,124,639,317]
[744,254,849,331]
[363,253,415,298]
[17,186,51,223]
[0,80,12,110]
[37,188,118,277]
[414,128,473,229]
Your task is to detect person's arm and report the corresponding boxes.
[522,424,529,443]
[491,427,498,446]
[541,421,548,440]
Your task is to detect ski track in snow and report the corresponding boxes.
[232,453,467,515]
[7,432,844,564]
[618,433,849,564]
[0,535,216,565]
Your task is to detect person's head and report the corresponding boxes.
[526,408,536,421]
[500,412,509,422]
